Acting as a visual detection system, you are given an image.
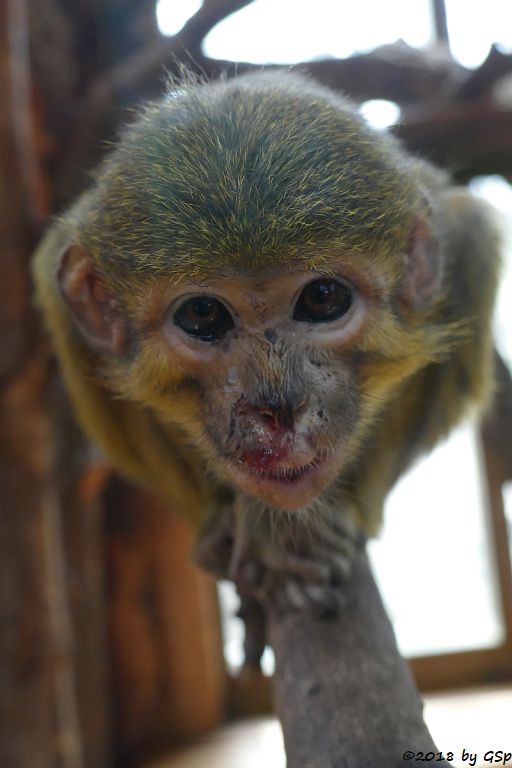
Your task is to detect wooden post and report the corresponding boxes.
[105,480,227,762]
[0,3,110,765]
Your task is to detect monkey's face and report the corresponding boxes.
[60,196,441,513]
[138,263,376,511]
[55,73,446,514]
[60,225,441,513]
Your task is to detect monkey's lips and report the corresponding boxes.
[227,452,330,510]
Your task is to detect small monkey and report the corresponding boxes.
[33,71,500,617]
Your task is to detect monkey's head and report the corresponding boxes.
[56,72,446,513]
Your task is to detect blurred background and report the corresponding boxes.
[1,1,512,766]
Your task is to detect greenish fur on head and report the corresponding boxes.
[68,71,426,284]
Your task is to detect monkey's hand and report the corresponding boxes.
[194,495,365,618]
[235,515,364,618]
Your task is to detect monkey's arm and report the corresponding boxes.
[351,187,501,533]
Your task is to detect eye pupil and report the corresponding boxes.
[174,296,234,341]
[192,297,214,317]
[311,282,334,304]
[294,278,353,323]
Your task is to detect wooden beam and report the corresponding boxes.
[105,480,227,763]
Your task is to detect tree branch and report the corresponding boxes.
[267,548,447,768]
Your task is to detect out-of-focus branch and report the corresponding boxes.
[179,0,255,52]
[457,45,512,100]
[395,102,512,181]
[31,0,512,203]
[432,0,449,46]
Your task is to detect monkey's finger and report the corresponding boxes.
[280,579,341,617]
[326,553,353,585]
[302,584,341,618]
[280,579,312,612]
[315,528,358,562]
[262,552,331,583]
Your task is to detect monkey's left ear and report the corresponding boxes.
[399,218,443,309]
[58,244,128,357]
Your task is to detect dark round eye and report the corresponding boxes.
[293,278,353,323]
[174,296,234,342]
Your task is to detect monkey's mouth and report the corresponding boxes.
[226,453,331,510]
[238,460,318,484]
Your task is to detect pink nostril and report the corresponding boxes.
[236,397,309,432]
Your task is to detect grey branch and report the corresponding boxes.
[267,549,447,768]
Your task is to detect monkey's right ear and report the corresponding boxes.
[58,244,128,357]
[399,217,443,309]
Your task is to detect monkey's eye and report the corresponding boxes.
[173,296,234,342]
[293,278,353,323]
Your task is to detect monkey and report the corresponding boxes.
[32,70,501,620]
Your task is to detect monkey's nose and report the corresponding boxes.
[254,397,308,431]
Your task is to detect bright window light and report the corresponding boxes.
[359,99,401,129]
[470,175,512,370]
[369,422,504,657]
[445,0,512,69]
[470,174,512,216]
[503,481,512,562]
[203,0,432,64]
[156,0,512,73]
[156,0,202,37]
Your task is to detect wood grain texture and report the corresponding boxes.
[105,480,227,762]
